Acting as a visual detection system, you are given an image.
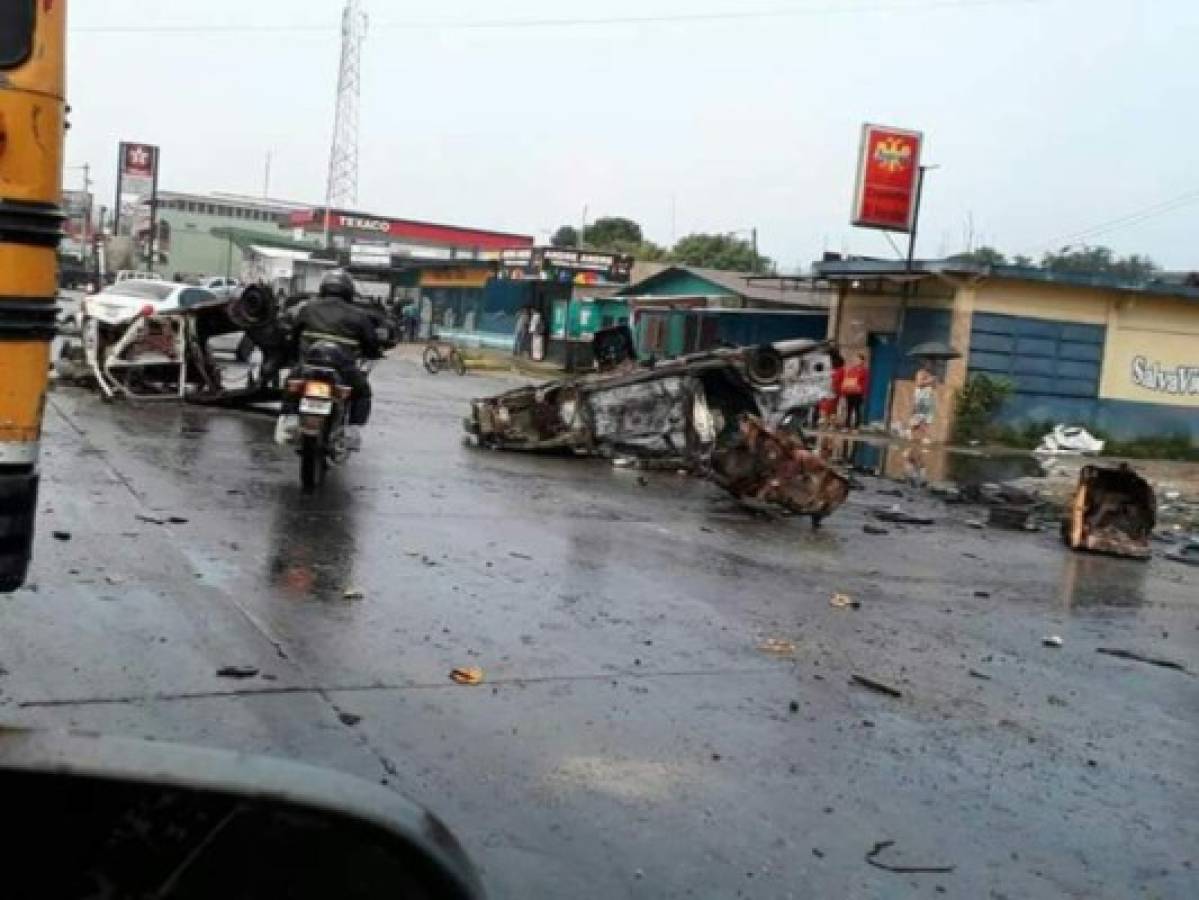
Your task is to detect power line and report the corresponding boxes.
[71,0,1042,35]
[1039,187,1199,251]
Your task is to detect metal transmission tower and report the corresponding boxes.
[325,0,367,212]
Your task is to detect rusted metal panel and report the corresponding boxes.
[708,416,850,519]
[1062,464,1156,559]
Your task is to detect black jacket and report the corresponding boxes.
[294,297,381,358]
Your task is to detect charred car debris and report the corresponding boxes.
[1062,463,1157,559]
[465,339,851,523]
[58,280,399,408]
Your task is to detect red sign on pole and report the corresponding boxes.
[851,124,923,233]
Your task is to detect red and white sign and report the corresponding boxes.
[287,208,534,252]
[116,141,160,237]
[851,124,923,233]
[121,142,157,179]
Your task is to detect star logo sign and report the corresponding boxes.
[873,137,912,173]
[128,145,150,170]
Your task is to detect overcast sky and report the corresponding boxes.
[66,0,1197,270]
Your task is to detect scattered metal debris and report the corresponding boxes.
[1062,464,1155,559]
[850,674,903,698]
[1042,635,1064,648]
[873,509,934,526]
[829,593,859,610]
[758,637,797,656]
[215,665,259,679]
[863,524,889,535]
[988,504,1034,530]
[1164,539,1199,566]
[968,669,992,680]
[450,667,485,685]
[866,840,956,875]
[1096,647,1189,674]
[338,712,362,726]
[51,531,71,541]
[342,587,365,601]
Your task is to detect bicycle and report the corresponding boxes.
[422,340,467,376]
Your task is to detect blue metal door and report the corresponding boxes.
[866,333,897,424]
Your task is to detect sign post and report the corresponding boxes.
[850,123,928,431]
[114,141,159,266]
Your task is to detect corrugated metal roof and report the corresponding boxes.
[813,257,1199,301]
[621,265,832,309]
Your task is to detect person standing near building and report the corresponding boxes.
[528,308,546,362]
[841,352,870,430]
[904,361,938,485]
[819,349,845,429]
[513,306,530,356]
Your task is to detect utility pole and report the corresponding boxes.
[263,150,272,199]
[886,163,939,431]
[146,146,160,274]
[579,204,588,249]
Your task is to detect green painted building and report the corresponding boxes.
[145,191,319,280]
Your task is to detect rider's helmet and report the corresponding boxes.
[318,268,356,302]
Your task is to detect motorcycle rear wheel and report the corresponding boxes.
[300,434,324,491]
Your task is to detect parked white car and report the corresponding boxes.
[200,276,241,300]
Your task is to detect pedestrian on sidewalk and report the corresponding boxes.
[819,349,845,429]
[841,352,870,430]
[513,306,530,356]
[528,308,546,361]
[904,361,938,486]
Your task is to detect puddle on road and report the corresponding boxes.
[1055,552,1149,611]
[813,433,1045,487]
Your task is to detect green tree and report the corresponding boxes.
[948,245,1008,266]
[1012,254,1034,267]
[669,233,771,273]
[952,374,1013,443]
[550,226,579,248]
[1041,245,1158,281]
[583,216,642,248]
[550,217,666,260]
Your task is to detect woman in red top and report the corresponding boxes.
[841,352,870,430]
[819,350,845,428]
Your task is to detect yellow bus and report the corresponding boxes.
[0,0,67,591]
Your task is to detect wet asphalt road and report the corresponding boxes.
[3,349,1197,899]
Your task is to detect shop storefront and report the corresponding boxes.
[816,259,1199,443]
[496,248,634,369]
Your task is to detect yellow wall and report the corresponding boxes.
[1101,295,1199,407]
[973,280,1113,325]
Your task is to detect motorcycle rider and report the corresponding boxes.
[292,269,381,449]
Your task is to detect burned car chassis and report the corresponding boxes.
[466,341,851,522]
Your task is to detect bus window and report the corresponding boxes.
[0,0,36,69]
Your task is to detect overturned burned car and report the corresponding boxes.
[465,340,851,523]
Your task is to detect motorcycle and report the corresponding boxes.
[275,340,374,490]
